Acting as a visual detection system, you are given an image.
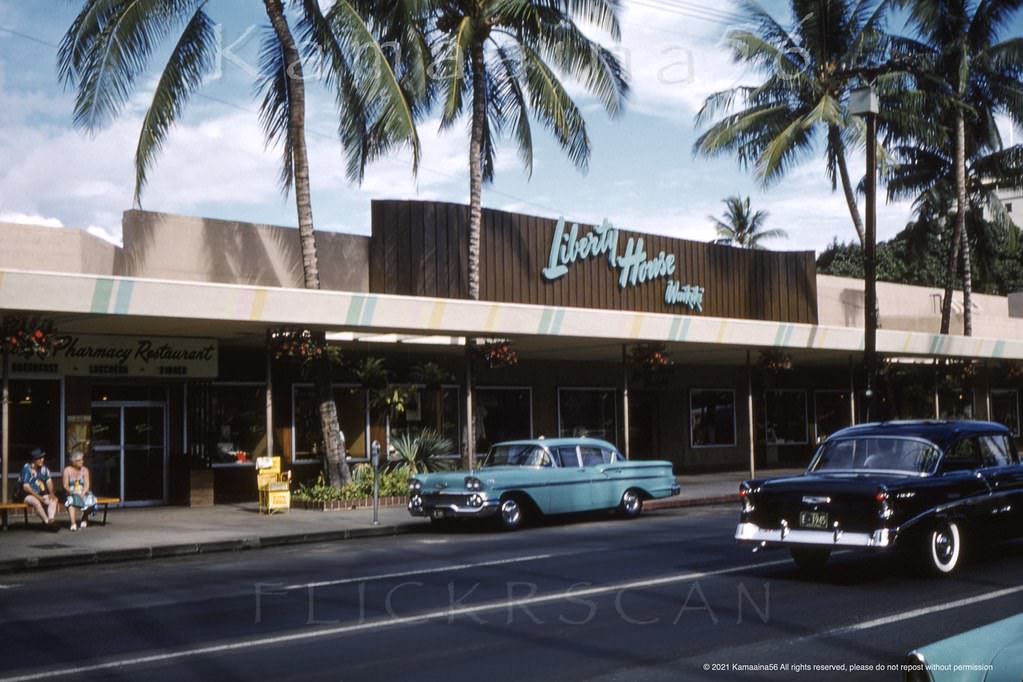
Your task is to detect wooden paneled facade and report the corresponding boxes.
[369,200,818,324]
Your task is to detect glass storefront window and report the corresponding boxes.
[210,383,267,466]
[390,385,460,452]
[938,387,974,420]
[476,387,531,453]
[558,388,617,443]
[990,390,1019,436]
[689,389,736,448]
[764,390,808,444]
[1,379,62,479]
[814,391,852,442]
[293,385,371,463]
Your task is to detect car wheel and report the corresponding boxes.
[924,520,962,575]
[498,496,524,531]
[618,489,643,519]
[790,547,831,571]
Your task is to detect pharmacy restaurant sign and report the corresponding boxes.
[12,334,218,378]
[542,217,705,312]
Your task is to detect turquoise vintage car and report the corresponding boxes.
[905,612,1023,682]
[407,438,680,530]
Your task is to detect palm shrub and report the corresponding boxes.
[390,428,454,474]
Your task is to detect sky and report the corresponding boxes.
[0,1,1020,254]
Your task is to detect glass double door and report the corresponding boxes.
[90,402,166,505]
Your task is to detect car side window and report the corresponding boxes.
[942,438,981,472]
[579,447,603,467]
[601,448,619,464]
[978,435,1013,468]
[553,446,579,468]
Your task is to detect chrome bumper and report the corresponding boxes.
[735,522,895,549]
[408,493,500,519]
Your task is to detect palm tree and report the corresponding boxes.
[428,0,628,465]
[710,195,788,248]
[58,0,424,487]
[694,0,890,247]
[890,0,1023,336]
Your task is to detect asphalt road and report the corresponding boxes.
[1,506,1022,681]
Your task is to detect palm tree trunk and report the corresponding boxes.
[830,126,866,247]
[463,37,487,470]
[940,111,967,335]
[264,0,348,486]
[956,118,972,337]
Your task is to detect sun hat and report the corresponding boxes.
[30,447,46,460]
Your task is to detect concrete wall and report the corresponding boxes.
[119,210,369,291]
[817,274,1023,338]
[0,222,117,275]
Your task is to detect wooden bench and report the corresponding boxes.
[0,497,121,530]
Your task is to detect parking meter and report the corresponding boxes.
[370,440,381,525]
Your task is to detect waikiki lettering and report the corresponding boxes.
[542,217,704,312]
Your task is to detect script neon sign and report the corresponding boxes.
[541,217,704,312]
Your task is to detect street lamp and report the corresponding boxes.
[849,83,879,421]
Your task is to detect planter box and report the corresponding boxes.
[292,496,406,511]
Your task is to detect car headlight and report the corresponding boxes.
[464,476,483,491]
[409,478,423,494]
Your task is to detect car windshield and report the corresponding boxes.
[809,437,941,474]
[480,444,549,467]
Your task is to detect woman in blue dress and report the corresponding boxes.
[62,451,97,531]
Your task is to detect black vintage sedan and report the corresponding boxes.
[735,420,1023,574]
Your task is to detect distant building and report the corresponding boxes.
[997,187,1023,228]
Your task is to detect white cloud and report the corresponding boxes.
[85,224,122,245]
[0,211,63,228]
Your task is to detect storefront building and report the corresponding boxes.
[3,201,1023,505]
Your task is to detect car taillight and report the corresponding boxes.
[740,483,755,513]
[876,487,892,520]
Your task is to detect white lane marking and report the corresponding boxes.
[282,553,556,590]
[0,584,20,589]
[803,583,1023,641]
[0,556,793,681]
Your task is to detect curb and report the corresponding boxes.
[0,522,429,574]
[0,496,735,574]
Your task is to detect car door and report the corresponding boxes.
[977,433,1023,537]
[546,446,589,513]
[579,445,619,509]
[935,437,992,523]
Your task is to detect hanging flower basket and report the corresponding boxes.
[268,328,326,362]
[473,340,518,369]
[1,316,61,358]
[629,343,673,385]
[758,349,793,373]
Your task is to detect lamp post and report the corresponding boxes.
[849,83,879,421]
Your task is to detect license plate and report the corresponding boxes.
[431,509,446,520]
[799,511,829,529]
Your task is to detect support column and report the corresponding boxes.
[848,355,857,425]
[747,350,755,480]
[265,336,274,460]
[622,344,631,459]
[464,344,475,470]
[1,350,9,503]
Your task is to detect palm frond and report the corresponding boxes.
[255,25,296,195]
[518,42,590,172]
[134,5,216,206]
[59,0,203,131]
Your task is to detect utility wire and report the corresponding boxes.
[0,23,606,226]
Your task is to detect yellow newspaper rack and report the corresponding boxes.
[256,456,291,514]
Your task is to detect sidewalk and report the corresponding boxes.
[0,468,802,573]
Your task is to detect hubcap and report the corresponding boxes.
[934,530,954,564]
[623,491,640,514]
[501,500,520,526]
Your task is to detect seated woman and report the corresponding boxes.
[62,451,97,531]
